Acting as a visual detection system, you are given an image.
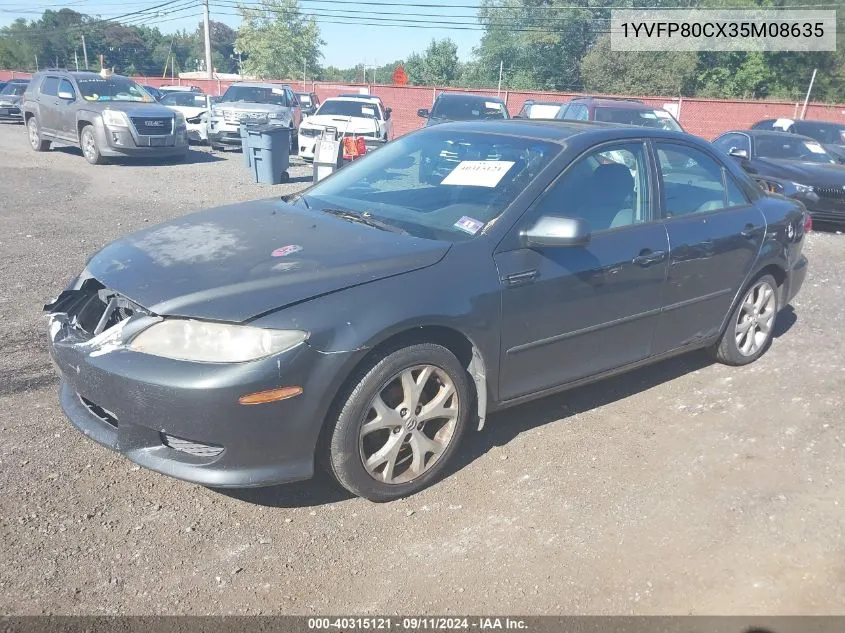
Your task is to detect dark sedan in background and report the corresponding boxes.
[45,121,808,501]
[713,129,845,224]
[752,118,845,163]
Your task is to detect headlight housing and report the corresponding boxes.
[128,320,308,363]
[268,112,286,120]
[792,182,814,194]
[102,109,129,127]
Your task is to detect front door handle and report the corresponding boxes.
[632,250,667,267]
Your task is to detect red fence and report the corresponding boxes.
[4,69,845,141]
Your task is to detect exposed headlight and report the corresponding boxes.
[792,182,814,194]
[173,111,186,127]
[268,112,286,120]
[102,109,129,127]
[128,320,308,363]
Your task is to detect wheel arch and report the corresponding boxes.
[718,263,786,338]
[315,324,490,469]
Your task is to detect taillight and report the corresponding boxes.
[803,212,813,233]
[342,136,367,160]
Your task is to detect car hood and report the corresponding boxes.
[81,198,450,322]
[755,157,845,186]
[301,114,381,134]
[0,95,21,106]
[79,101,176,117]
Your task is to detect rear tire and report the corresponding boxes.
[27,117,50,151]
[80,125,105,165]
[710,274,779,366]
[327,343,471,502]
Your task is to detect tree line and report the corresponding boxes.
[3,0,845,103]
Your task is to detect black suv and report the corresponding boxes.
[752,118,845,163]
[557,96,684,132]
[417,92,509,126]
[21,70,189,164]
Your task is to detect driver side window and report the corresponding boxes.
[656,143,740,216]
[528,142,652,233]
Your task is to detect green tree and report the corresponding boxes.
[580,35,698,96]
[420,38,459,85]
[235,0,323,79]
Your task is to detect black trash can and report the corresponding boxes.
[247,125,291,185]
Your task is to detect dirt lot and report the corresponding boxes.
[1,121,844,616]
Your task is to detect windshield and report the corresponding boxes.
[795,122,845,145]
[594,106,682,131]
[77,77,151,102]
[755,134,836,163]
[316,100,381,119]
[161,92,206,107]
[430,96,508,121]
[301,130,559,242]
[220,85,287,105]
[0,82,27,97]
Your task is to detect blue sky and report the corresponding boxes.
[0,0,484,68]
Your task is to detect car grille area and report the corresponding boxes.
[79,395,118,428]
[130,117,173,135]
[223,110,269,125]
[161,433,224,458]
[814,186,845,200]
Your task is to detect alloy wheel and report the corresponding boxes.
[359,364,460,485]
[735,280,776,356]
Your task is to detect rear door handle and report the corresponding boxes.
[504,269,538,287]
[632,250,667,267]
[740,223,758,239]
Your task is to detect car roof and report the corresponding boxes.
[722,128,821,143]
[324,96,380,103]
[523,100,566,106]
[425,118,699,144]
[570,97,657,110]
[228,82,291,89]
[436,92,505,102]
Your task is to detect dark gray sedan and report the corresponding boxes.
[45,121,809,501]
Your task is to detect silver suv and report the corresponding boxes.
[21,70,189,164]
[208,82,301,151]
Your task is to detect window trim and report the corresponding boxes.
[652,139,754,221]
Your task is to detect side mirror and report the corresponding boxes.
[385,107,392,120]
[57,90,74,101]
[417,108,430,118]
[520,216,591,249]
[728,147,748,159]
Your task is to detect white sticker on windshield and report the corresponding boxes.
[485,101,501,109]
[774,117,795,129]
[641,112,657,119]
[654,110,671,119]
[806,141,827,154]
[441,161,515,188]
[361,107,375,116]
[454,216,484,235]
[272,88,284,95]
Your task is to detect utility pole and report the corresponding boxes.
[81,34,89,70]
[497,60,503,97]
[800,68,817,120]
[303,57,307,90]
[202,0,213,80]
[74,49,79,71]
[34,55,38,71]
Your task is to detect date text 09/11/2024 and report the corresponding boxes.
[307,617,529,630]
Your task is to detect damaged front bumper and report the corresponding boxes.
[44,279,349,488]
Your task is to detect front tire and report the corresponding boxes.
[27,117,50,151]
[327,343,471,501]
[711,274,779,366]
[80,125,105,165]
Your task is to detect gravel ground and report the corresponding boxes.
[1,121,844,616]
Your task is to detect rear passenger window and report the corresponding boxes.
[656,144,736,216]
[724,172,749,206]
[41,77,59,97]
[562,105,588,121]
